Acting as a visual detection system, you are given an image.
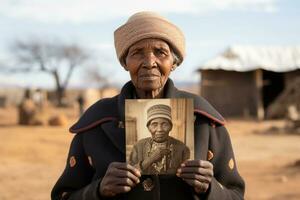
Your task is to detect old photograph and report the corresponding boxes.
[125,98,194,175]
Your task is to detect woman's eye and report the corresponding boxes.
[162,123,169,128]
[130,51,138,56]
[155,49,167,56]
[151,123,158,127]
[130,50,141,56]
[158,50,166,55]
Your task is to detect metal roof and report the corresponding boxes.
[199,45,300,72]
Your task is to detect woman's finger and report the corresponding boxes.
[177,167,213,177]
[178,173,212,183]
[109,167,140,184]
[111,185,132,194]
[115,177,136,187]
[182,160,213,169]
[114,163,141,177]
[182,179,209,193]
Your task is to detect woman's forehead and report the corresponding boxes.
[129,38,170,50]
[150,118,170,123]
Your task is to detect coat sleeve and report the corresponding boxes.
[200,125,245,200]
[51,134,104,200]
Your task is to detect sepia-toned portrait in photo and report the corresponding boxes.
[125,98,194,175]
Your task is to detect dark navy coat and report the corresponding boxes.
[51,79,245,200]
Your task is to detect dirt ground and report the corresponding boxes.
[0,107,299,200]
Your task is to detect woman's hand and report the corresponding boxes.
[99,162,141,197]
[176,160,214,194]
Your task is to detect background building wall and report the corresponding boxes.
[200,70,258,118]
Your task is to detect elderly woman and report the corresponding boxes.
[51,12,245,200]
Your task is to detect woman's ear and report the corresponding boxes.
[121,58,129,71]
[121,54,129,71]
[123,65,129,71]
[171,65,177,71]
[169,123,173,131]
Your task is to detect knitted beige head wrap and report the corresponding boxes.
[114,11,185,67]
[146,104,172,127]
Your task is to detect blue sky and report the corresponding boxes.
[0,0,299,88]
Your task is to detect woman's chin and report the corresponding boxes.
[137,81,162,92]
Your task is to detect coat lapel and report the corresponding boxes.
[194,124,209,160]
[100,82,135,155]
[101,120,126,155]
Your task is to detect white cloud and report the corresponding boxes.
[0,0,278,23]
[207,0,278,12]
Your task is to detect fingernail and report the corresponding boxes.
[137,179,140,184]
[181,163,185,167]
[177,169,181,173]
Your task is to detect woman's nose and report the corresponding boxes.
[156,124,163,131]
[142,52,157,68]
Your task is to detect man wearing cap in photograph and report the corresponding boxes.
[129,104,190,175]
[52,11,245,200]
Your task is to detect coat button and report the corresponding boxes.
[228,158,235,170]
[118,121,124,128]
[210,122,216,128]
[88,156,93,167]
[142,178,154,191]
[69,156,76,168]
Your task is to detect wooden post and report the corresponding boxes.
[255,69,264,120]
[171,99,186,142]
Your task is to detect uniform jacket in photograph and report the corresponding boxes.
[128,136,190,175]
[51,79,245,200]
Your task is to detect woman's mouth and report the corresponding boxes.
[139,74,160,80]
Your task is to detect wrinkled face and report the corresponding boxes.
[148,117,172,143]
[125,38,174,92]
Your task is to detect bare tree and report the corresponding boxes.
[9,38,90,106]
[84,65,108,88]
